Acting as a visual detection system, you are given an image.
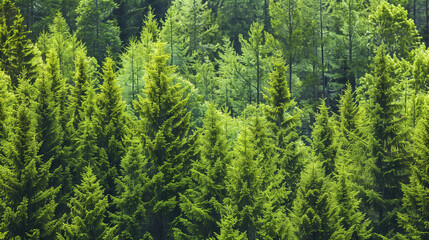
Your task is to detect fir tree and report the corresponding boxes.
[113,139,151,240]
[0,79,62,239]
[173,104,229,239]
[96,57,128,195]
[0,71,12,158]
[364,46,410,236]
[291,161,337,240]
[133,41,191,240]
[63,166,117,240]
[0,0,38,88]
[225,123,263,240]
[312,100,337,176]
[398,99,429,239]
[331,168,372,240]
[264,55,302,199]
[68,50,90,130]
[73,87,109,186]
[215,204,248,240]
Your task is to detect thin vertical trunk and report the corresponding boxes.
[414,0,417,25]
[170,20,174,65]
[348,0,355,90]
[289,0,293,95]
[256,47,260,105]
[320,0,327,104]
[193,0,197,54]
[131,50,135,102]
[426,0,429,44]
[95,0,99,58]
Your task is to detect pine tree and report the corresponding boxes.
[0,0,38,88]
[291,161,337,240]
[215,204,248,240]
[73,87,109,186]
[0,79,62,239]
[398,99,429,239]
[96,57,128,195]
[239,22,275,105]
[0,70,13,158]
[76,0,121,62]
[173,104,229,239]
[113,139,151,240]
[264,55,302,199]
[133,41,191,240]
[312,100,338,176]
[364,46,410,236]
[225,123,263,240]
[68,50,90,130]
[63,166,117,240]
[331,168,372,240]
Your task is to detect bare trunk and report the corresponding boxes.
[320,0,327,104]
[256,47,260,105]
[289,0,293,95]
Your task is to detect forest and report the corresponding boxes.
[0,0,429,239]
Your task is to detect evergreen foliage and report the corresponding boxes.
[1,1,428,239]
[63,166,117,240]
[134,41,191,239]
[311,100,337,176]
[364,45,410,237]
[0,0,38,88]
[264,56,303,197]
[113,139,151,240]
[0,79,62,239]
[398,99,429,239]
[291,161,337,240]
[96,57,128,194]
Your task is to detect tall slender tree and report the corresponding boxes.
[0,79,62,239]
[133,41,191,240]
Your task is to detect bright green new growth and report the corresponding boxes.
[63,166,117,240]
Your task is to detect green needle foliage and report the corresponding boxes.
[398,99,429,239]
[173,104,229,239]
[291,160,337,240]
[63,166,117,240]
[364,45,410,237]
[312,100,338,176]
[0,0,38,88]
[113,139,151,240]
[134,41,191,240]
[96,57,128,195]
[0,79,62,239]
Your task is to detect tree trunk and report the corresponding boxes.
[289,0,293,96]
[320,0,327,104]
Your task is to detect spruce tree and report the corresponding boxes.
[173,104,229,239]
[0,79,62,239]
[96,57,128,195]
[312,100,338,176]
[113,139,151,240]
[0,71,12,158]
[63,166,117,240]
[0,0,38,88]
[331,168,372,240]
[364,46,409,236]
[215,204,248,240]
[133,41,191,239]
[68,50,90,130]
[225,123,263,240]
[290,161,337,240]
[73,87,109,186]
[398,99,429,239]
[264,55,302,199]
